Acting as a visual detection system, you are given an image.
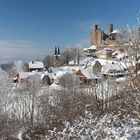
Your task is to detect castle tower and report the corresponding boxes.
[108,24,113,33]
[96,28,102,45]
[93,25,98,45]
[90,25,98,45]
[94,24,98,31]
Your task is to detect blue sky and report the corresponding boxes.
[0,0,139,63]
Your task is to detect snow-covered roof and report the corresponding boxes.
[18,72,29,79]
[109,62,124,71]
[51,67,64,73]
[18,71,45,81]
[112,51,129,59]
[123,42,133,46]
[84,44,97,51]
[26,71,42,81]
[112,51,120,56]
[91,59,107,67]
[104,48,112,51]
[101,61,125,73]
[48,67,67,81]
[112,51,124,59]
[91,59,128,71]
[28,71,42,76]
[78,68,97,79]
[111,30,120,34]
[62,66,79,74]
[29,61,44,69]
[68,60,75,65]
[79,57,96,66]
[54,71,67,79]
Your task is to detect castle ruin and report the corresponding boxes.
[90,24,119,47]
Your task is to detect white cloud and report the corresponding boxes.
[0,40,49,64]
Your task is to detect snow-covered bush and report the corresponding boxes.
[45,114,140,140]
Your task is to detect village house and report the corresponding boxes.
[75,68,97,84]
[101,61,126,77]
[14,71,51,85]
[91,60,102,75]
[28,60,44,72]
[13,72,29,83]
[98,48,113,59]
[91,59,128,78]
[83,44,97,57]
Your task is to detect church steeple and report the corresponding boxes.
[53,46,61,66]
[58,46,60,56]
[54,46,57,56]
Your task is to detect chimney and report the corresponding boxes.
[108,24,113,33]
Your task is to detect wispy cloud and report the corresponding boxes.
[0,40,50,64]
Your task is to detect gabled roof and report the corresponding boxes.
[111,30,120,34]
[18,72,29,79]
[84,44,97,51]
[62,66,79,74]
[76,68,97,79]
[29,61,44,69]
[91,59,129,73]
[104,62,125,71]
[91,59,107,67]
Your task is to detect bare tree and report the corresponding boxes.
[43,55,54,67]
[61,46,83,65]
[0,69,16,138]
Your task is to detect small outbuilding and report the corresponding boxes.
[28,60,44,72]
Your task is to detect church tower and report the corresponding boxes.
[58,46,60,56]
[54,46,61,66]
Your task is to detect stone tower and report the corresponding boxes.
[96,28,102,45]
[108,24,113,33]
[90,25,98,45]
[90,25,103,45]
[93,25,98,45]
